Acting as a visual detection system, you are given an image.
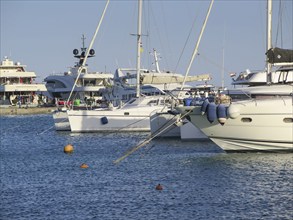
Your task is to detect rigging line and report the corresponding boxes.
[148,1,170,70]
[139,114,181,158]
[37,124,56,135]
[198,52,230,73]
[113,108,193,164]
[66,0,110,104]
[275,0,284,47]
[181,0,214,90]
[37,115,69,135]
[174,7,199,73]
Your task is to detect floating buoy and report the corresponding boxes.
[156,184,163,190]
[80,163,89,169]
[64,144,74,154]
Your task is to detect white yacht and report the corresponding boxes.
[44,35,113,104]
[175,0,293,152]
[0,57,47,106]
[230,66,293,87]
[68,95,169,132]
[176,83,293,152]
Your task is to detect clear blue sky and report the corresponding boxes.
[1,0,292,87]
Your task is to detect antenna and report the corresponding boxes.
[81,34,86,51]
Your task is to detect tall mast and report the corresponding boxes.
[153,49,161,73]
[67,0,110,103]
[81,34,86,51]
[266,0,272,83]
[180,0,214,90]
[136,0,142,98]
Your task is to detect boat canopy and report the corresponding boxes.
[0,72,36,78]
[140,73,211,84]
[266,47,293,64]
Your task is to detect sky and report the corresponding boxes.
[1,0,292,88]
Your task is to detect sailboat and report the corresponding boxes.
[175,0,293,152]
[67,0,210,133]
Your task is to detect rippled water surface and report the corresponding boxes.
[0,115,292,219]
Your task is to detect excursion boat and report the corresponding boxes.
[44,35,113,105]
[0,57,47,106]
[175,0,293,152]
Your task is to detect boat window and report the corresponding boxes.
[128,99,136,104]
[283,118,293,123]
[241,118,252,123]
[278,71,289,83]
[124,112,129,115]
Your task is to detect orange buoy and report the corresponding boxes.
[156,184,163,190]
[80,163,89,169]
[64,144,74,154]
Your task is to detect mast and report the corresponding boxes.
[81,34,86,52]
[180,0,214,90]
[136,0,143,98]
[266,0,272,83]
[153,49,161,73]
[66,0,110,103]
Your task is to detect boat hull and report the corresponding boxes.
[67,106,164,132]
[150,112,181,137]
[177,97,293,152]
[53,110,71,131]
[150,111,207,140]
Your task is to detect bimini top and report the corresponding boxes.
[266,47,293,64]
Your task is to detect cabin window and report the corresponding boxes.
[241,118,252,123]
[283,118,293,123]
[124,112,129,115]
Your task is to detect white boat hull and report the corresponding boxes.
[52,110,71,131]
[210,137,293,152]
[150,111,207,140]
[180,121,207,141]
[67,105,164,132]
[178,97,293,152]
[150,112,181,137]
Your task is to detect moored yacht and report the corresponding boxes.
[175,0,293,152]
[44,35,113,104]
[0,57,47,106]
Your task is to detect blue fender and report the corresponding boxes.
[206,103,217,123]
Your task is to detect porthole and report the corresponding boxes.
[283,118,293,123]
[241,118,252,123]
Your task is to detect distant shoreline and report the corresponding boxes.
[0,106,56,115]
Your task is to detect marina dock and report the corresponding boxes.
[0,106,56,115]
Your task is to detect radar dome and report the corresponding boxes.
[73,49,79,55]
[89,49,95,55]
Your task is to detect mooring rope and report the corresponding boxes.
[113,108,193,164]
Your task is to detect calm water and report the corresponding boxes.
[0,115,292,220]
